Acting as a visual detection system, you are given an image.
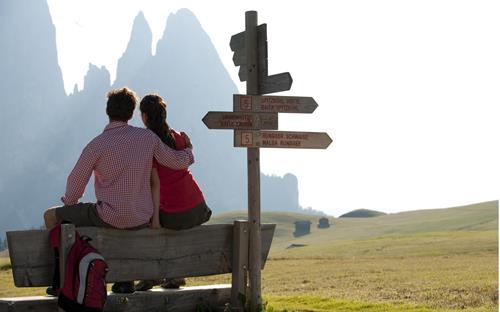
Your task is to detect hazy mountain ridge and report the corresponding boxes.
[0,2,306,236]
[0,0,68,232]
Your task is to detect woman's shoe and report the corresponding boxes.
[111,281,135,294]
[135,279,162,291]
[160,278,186,289]
[46,286,58,296]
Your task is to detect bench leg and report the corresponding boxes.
[59,223,76,289]
[231,221,248,310]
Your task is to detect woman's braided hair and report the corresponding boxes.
[139,94,176,149]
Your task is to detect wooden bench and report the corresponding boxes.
[0,221,275,312]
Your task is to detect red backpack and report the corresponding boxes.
[49,223,108,312]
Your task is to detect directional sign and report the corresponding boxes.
[233,94,318,113]
[232,34,267,67]
[234,130,332,149]
[231,24,267,82]
[202,112,278,130]
[230,24,267,52]
[259,73,292,94]
[230,23,293,94]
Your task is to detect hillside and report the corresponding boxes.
[339,209,386,218]
[1,201,497,310]
[210,201,498,252]
[199,201,498,311]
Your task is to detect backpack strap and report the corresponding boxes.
[76,252,105,304]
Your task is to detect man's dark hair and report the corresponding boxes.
[106,87,137,122]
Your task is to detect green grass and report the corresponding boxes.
[0,258,10,271]
[210,201,498,250]
[264,295,496,312]
[0,201,498,311]
[260,235,497,309]
[200,201,499,311]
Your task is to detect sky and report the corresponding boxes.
[46,0,500,216]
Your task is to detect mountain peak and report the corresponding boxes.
[113,11,152,87]
[170,8,199,22]
[84,63,110,91]
[155,8,206,56]
[130,11,152,49]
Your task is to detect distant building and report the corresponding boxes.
[318,217,330,229]
[293,220,312,237]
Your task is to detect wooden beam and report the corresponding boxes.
[245,10,263,312]
[59,223,75,289]
[0,285,231,312]
[231,221,248,309]
[7,224,275,287]
[0,296,56,312]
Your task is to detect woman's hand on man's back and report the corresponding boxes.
[181,132,193,149]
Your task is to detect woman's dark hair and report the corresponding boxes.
[106,87,137,122]
[140,94,176,149]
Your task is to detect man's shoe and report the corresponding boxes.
[160,278,186,289]
[135,279,162,291]
[46,286,58,296]
[111,281,135,294]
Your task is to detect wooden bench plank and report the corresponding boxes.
[0,284,231,312]
[7,224,275,287]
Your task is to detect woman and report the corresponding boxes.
[136,94,212,291]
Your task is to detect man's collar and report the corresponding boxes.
[104,121,128,132]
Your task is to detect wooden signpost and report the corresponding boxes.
[203,10,332,312]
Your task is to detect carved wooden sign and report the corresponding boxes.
[234,130,332,149]
[202,112,278,130]
[233,94,318,114]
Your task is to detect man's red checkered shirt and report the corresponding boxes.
[62,121,194,229]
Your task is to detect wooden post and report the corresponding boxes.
[231,221,249,310]
[245,10,263,312]
[59,223,75,289]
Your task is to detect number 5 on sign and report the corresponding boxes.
[240,131,254,146]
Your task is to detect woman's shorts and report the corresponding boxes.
[159,201,212,230]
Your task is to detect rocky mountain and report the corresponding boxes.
[0,0,67,231]
[0,2,308,237]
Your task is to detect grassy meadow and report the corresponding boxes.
[0,201,498,311]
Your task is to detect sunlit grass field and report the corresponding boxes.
[0,201,498,311]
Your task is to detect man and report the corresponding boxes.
[43,87,194,293]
